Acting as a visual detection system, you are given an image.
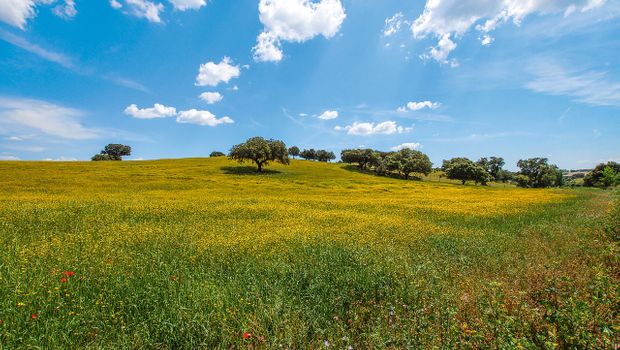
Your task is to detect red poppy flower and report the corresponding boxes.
[31,314,38,320]
[60,277,68,283]
[243,332,251,339]
[62,271,75,277]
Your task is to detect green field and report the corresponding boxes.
[0,158,618,349]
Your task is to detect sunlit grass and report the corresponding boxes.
[0,158,617,348]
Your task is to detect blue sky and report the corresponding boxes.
[0,0,618,169]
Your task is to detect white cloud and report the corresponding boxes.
[0,155,20,160]
[176,109,234,127]
[195,57,241,87]
[336,121,413,136]
[199,92,223,104]
[0,96,101,140]
[383,12,403,36]
[168,0,205,11]
[6,136,24,141]
[391,142,422,151]
[411,0,608,64]
[43,156,78,161]
[124,103,177,119]
[52,0,76,19]
[110,0,123,9]
[111,0,164,23]
[318,110,338,120]
[398,100,441,112]
[0,0,37,29]
[525,60,620,107]
[253,0,346,62]
[0,29,75,69]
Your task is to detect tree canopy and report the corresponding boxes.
[477,157,505,180]
[583,162,620,188]
[442,157,491,185]
[209,151,225,157]
[340,149,380,170]
[228,137,289,172]
[92,144,131,161]
[516,158,563,188]
[288,146,300,159]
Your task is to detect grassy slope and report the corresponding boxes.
[0,158,617,349]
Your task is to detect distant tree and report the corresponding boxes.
[443,157,490,185]
[477,156,505,180]
[584,162,620,188]
[393,149,433,179]
[92,144,131,161]
[341,149,380,170]
[300,148,317,161]
[91,154,113,161]
[288,146,300,159]
[229,136,289,172]
[495,169,514,183]
[316,150,336,162]
[210,151,225,157]
[376,153,400,176]
[516,158,563,188]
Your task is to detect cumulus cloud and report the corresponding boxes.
[110,0,122,9]
[0,96,101,140]
[176,109,234,127]
[199,92,223,104]
[195,57,241,87]
[124,103,177,119]
[411,0,608,64]
[383,12,404,36]
[168,0,205,11]
[318,110,338,120]
[52,0,77,19]
[0,0,78,29]
[253,0,346,62]
[391,142,422,151]
[110,0,164,23]
[398,100,441,112]
[335,121,413,136]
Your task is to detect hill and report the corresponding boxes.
[0,158,617,348]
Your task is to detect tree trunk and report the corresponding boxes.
[256,161,263,172]
[462,179,466,185]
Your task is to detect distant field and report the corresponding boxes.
[0,158,617,348]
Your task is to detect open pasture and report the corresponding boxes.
[0,158,617,348]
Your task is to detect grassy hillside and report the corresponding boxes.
[0,158,618,348]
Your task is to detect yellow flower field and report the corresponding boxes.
[0,158,617,349]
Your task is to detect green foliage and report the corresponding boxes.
[443,157,491,185]
[477,156,505,180]
[391,149,433,179]
[316,150,336,162]
[584,162,620,188]
[92,144,131,161]
[340,149,380,170]
[209,151,226,157]
[91,154,114,161]
[228,136,289,172]
[516,158,563,188]
[288,146,300,159]
[300,148,316,160]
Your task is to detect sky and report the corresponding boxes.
[0,0,618,169]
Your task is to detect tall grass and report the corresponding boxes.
[0,158,617,348]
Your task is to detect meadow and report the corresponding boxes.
[0,158,618,349]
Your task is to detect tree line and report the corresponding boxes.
[90,138,618,189]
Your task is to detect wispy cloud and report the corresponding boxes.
[0,96,102,140]
[0,29,76,70]
[526,60,620,107]
[0,29,148,92]
[428,131,537,143]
